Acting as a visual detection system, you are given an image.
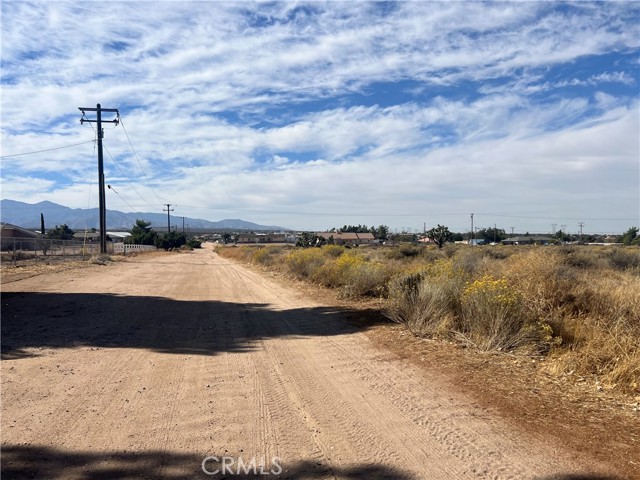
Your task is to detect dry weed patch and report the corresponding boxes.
[217,244,640,394]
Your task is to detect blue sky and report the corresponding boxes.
[1,1,639,234]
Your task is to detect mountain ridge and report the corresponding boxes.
[0,199,288,231]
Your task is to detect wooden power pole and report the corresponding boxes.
[164,204,174,232]
[79,104,119,254]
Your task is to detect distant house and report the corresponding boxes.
[0,222,40,250]
[501,236,554,245]
[73,231,100,241]
[316,232,375,246]
[236,233,287,244]
[106,231,132,243]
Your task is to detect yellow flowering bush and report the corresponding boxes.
[285,248,327,279]
[459,275,536,351]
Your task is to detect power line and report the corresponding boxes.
[107,184,137,213]
[102,143,157,209]
[1,139,95,158]
[118,116,164,205]
[82,119,156,211]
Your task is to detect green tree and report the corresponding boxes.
[426,224,453,249]
[477,227,506,244]
[620,227,639,245]
[186,237,202,249]
[451,231,464,242]
[296,232,325,247]
[340,224,370,233]
[126,219,158,245]
[374,225,389,240]
[155,231,186,251]
[47,224,75,240]
[222,233,233,244]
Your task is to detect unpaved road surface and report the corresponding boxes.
[1,246,624,479]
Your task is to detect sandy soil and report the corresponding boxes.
[0,245,632,479]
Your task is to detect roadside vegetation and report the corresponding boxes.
[217,243,640,395]
[126,219,202,250]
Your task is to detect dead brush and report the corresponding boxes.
[285,248,327,279]
[90,254,113,265]
[496,249,576,317]
[384,264,464,337]
[313,251,389,297]
[457,275,544,352]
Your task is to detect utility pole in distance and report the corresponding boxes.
[470,213,474,246]
[578,222,585,243]
[164,204,174,232]
[79,104,119,254]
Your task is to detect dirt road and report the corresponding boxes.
[1,245,623,479]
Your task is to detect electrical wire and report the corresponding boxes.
[1,139,96,158]
[82,119,156,211]
[107,184,138,213]
[102,142,157,210]
[119,116,164,206]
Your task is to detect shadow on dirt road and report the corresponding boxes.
[1,292,386,360]
[1,444,416,480]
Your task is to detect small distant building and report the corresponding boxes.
[0,223,40,250]
[501,236,554,245]
[236,233,287,244]
[73,231,100,241]
[316,232,375,246]
[106,232,132,243]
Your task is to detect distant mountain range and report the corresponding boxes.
[0,199,287,232]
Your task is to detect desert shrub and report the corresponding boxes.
[558,245,607,270]
[341,261,390,298]
[90,254,113,265]
[443,243,463,258]
[384,259,465,336]
[251,247,273,265]
[606,248,640,271]
[533,262,640,392]
[497,249,575,317]
[458,276,544,351]
[554,315,640,393]
[313,251,389,297]
[482,246,512,260]
[322,244,345,259]
[385,274,461,336]
[451,248,487,276]
[217,246,250,262]
[285,248,327,279]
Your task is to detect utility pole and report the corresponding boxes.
[164,204,174,233]
[578,222,585,243]
[494,223,497,244]
[470,213,474,246]
[79,104,119,254]
[182,216,185,234]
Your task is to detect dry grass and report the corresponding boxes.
[217,244,640,394]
